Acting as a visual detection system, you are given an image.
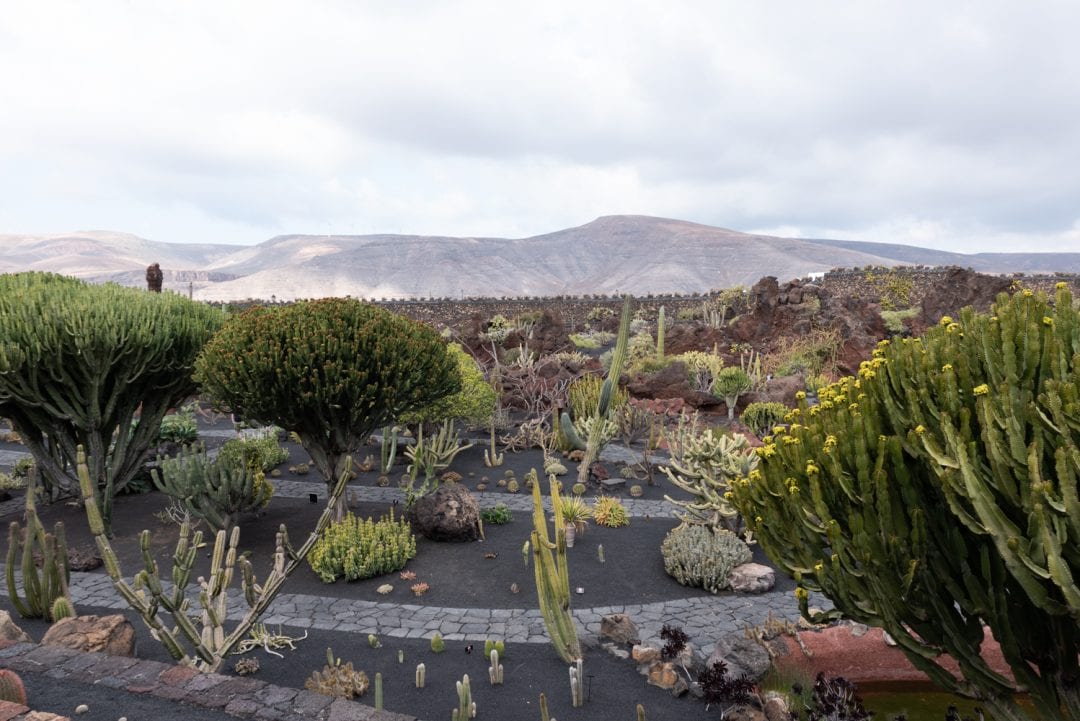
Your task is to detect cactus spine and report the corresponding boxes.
[416,662,426,688]
[452,673,476,720]
[5,469,72,620]
[0,669,27,705]
[530,474,583,665]
[79,446,352,672]
[488,648,504,685]
[731,286,1080,721]
[563,295,632,483]
[374,672,383,711]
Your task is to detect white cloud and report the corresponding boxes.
[1,1,1079,254]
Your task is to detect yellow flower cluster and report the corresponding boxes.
[914,425,926,434]
[1043,316,1054,327]
[805,461,820,475]
[941,364,952,372]
[973,384,990,396]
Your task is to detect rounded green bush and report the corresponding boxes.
[660,524,752,594]
[308,510,417,583]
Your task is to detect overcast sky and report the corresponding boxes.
[2,1,1079,254]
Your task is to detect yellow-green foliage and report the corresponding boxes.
[306,651,370,699]
[308,510,416,583]
[217,435,289,472]
[592,497,629,528]
[568,375,627,420]
[402,343,496,426]
[661,525,752,594]
[730,286,1080,721]
[569,330,614,350]
[880,307,919,334]
[677,351,725,392]
[0,272,223,533]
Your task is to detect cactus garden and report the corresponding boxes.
[0,270,1077,721]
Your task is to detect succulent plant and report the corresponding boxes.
[0,669,27,705]
[233,656,260,676]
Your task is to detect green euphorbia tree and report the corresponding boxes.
[0,272,224,535]
[194,298,460,517]
[731,284,1080,721]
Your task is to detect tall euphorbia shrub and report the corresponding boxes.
[194,297,460,518]
[731,284,1080,721]
[0,272,223,535]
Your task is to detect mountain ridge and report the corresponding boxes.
[1,216,1076,301]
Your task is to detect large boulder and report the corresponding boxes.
[0,610,31,644]
[41,614,135,656]
[407,483,482,542]
[727,563,776,594]
[600,614,640,645]
[707,631,772,681]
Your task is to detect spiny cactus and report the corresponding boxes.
[0,272,223,533]
[374,672,383,711]
[0,669,27,705]
[49,595,75,621]
[80,446,351,673]
[730,285,1080,721]
[530,474,582,664]
[452,673,476,720]
[660,524,752,594]
[5,470,71,620]
[416,662,426,688]
[569,658,584,708]
[430,633,445,653]
[305,649,369,699]
[656,305,665,362]
[153,443,273,533]
[661,415,759,532]
[488,648,504,685]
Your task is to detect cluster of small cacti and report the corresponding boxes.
[544,460,568,476]
[153,443,274,533]
[591,497,630,528]
[307,508,416,583]
[488,648,504,685]
[305,648,369,699]
[368,633,382,648]
[452,673,476,720]
[660,524,752,594]
[233,656,260,676]
[0,669,27,705]
[569,658,584,707]
[5,471,73,621]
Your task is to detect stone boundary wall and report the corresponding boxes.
[214,267,1080,329]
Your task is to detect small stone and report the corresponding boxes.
[600,613,640,645]
[75,704,89,714]
[883,630,897,646]
[763,692,791,721]
[671,677,689,697]
[42,615,135,656]
[848,622,870,638]
[377,584,393,594]
[632,644,661,664]
[708,631,772,681]
[646,661,678,689]
[0,610,32,644]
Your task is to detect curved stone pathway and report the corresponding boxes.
[1,442,806,657]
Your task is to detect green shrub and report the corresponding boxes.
[308,510,416,583]
[880,307,919,334]
[740,402,789,437]
[661,524,752,594]
[591,496,629,528]
[155,404,199,445]
[10,457,34,481]
[194,298,459,517]
[217,435,289,473]
[677,350,725,392]
[712,367,753,420]
[401,343,496,427]
[568,331,613,350]
[480,503,512,525]
[0,472,25,491]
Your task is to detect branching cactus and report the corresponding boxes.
[562,295,632,484]
[452,673,476,720]
[79,446,350,673]
[661,414,759,533]
[730,285,1080,721]
[530,473,582,665]
[5,470,72,620]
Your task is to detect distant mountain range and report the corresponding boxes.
[1,216,1077,301]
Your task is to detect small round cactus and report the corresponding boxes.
[629,484,644,497]
[571,483,587,496]
[506,479,520,493]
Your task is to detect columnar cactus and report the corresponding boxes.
[452,673,476,720]
[0,272,223,534]
[5,471,72,620]
[530,474,582,664]
[80,446,351,672]
[562,295,632,484]
[195,298,459,519]
[730,285,1080,721]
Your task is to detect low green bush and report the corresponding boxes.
[740,402,789,437]
[156,406,199,445]
[308,510,417,583]
[592,496,629,528]
[217,435,289,473]
[480,503,512,525]
[661,524,752,594]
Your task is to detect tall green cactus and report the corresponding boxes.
[562,295,632,484]
[0,272,223,535]
[80,445,351,672]
[195,298,460,520]
[530,473,582,664]
[5,470,72,620]
[152,443,273,533]
[731,285,1080,721]
[656,305,665,363]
